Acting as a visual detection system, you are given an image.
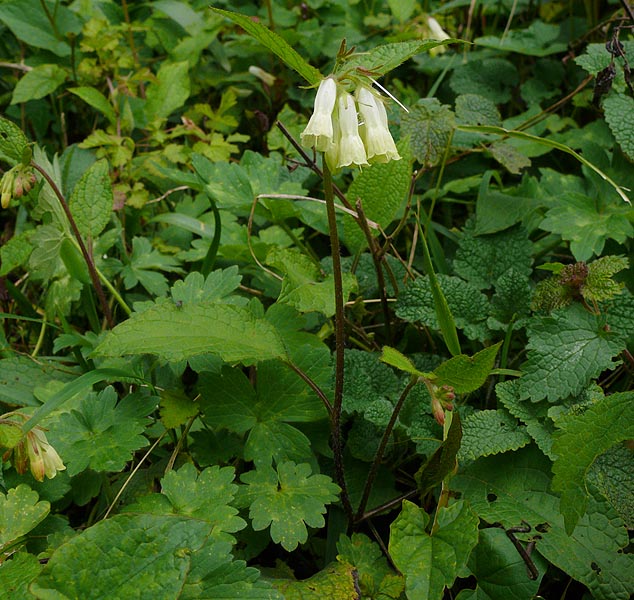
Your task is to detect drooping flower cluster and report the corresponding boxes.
[300,77,400,171]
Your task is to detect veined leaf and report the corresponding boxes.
[209,7,322,85]
[69,159,113,238]
[0,116,29,165]
[95,299,287,365]
[69,87,117,125]
[433,342,502,394]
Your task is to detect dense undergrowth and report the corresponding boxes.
[1,1,633,598]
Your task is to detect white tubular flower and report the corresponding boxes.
[356,86,400,164]
[300,77,338,152]
[27,428,66,481]
[248,66,276,87]
[427,16,450,56]
[335,92,368,169]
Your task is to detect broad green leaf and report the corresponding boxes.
[457,528,545,600]
[0,116,29,165]
[343,39,459,76]
[145,61,191,120]
[68,87,117,125]
[518,305,625,403]
[238,462,340,552]
[539,193,633,261]
[0,0,81,57]
[453,221,532,290]
[551,391,634,534]
[30,514,210,599]
[415,412,462,496]
[95,299,286,364]
[475,21,566,56]
[433,342,502,394]
[0,485,50,551]
[11,65,67,104]
[602,93,634,161]
[458,125,631,203]
[170,267,243,305]
[396,274,490,342]
[389,500,479,600]
[489,268,532,328]
[380,346,426,377]
[342,139,411,253]
[450,59,518,104]
[46,387,151,476]
[401,99,455,167]
[458,409,531,462]
[69,159,113,238]
[583,255,628,302]
[455,94,502,128]
[0,552,41,599]
[208,7,322,85]
[488,141,531,174]
[267,247,357,317]
[387,0,416,22]
[452,446,634,600]
[130,463,245,540]
[272,562,359,599]
[159,389,199,429]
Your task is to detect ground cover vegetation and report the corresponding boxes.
[0,0,633,598]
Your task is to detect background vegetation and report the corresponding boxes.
[0,0,633,598]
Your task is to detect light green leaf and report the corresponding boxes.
[433,342,502,394]
[518,305,625,403]
[387,0,416,22]
[0,485,50,551]
[0,552,41,599]
[11,65,67,104]
[96,299,286,365]
[583,255,628,302]
[401,99,455,167]
[475,21,566,56]
[47,387,150,476]
[389,500,479,600]
[69,87,117,125]
[238,462,340,552]
[458,409,531,462]
[159,389,199,429]
[69,159,113,238]
[0,116,29,166]
[602,92,634,161]
[209,8,321,85]
[0,233,33,277]
[380,346,426,377]
[552,391,634,534]
[452,446,634,600]
[272,562,360,600]
[145,61,191,120]
[170,267,243,305]
[342,139,411,253]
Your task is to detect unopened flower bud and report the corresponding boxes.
[249,66,276,87]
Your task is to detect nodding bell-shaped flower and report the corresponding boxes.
[335,92,368,169]
[356,86,401,164]
[300,77,338,152]
[25,427,66,482]
[426,16,450,56]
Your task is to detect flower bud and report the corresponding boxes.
[248,66,276,87]
[26,428,66,481]
[300,77,338,152]
[356,86,400,164]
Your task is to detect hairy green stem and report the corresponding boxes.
[32,162,114,328]
[323,162,354,522]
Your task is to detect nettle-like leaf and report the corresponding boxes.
[453,221,532,290]
[450,58,519,103]
[456,528,546,600]
[128,463,245,541]
[458,409,531,463]
[489,268,532,328]
[47,387,151,476]
[433,342,502,394]
[602,92,634,161]
[452,445,634,600]
[272,562,359,600]
[584,255,628,302]
[0,232,32,277]
[31,514,277,599]
[0,115,29,165]
[237,461,340,552]
[396,274,490,341]
[518,304,625,403]
[95,297,286,365]
[342,139,412,253]
[0,552,42,599]
[145,60,191,120]
[389,500,479,600]
[551,391,634,534]
[337,533,404,600]
[266,247,357,316]
[539,193,633,261]
[0,485,50,552]
[69,159,112,238]
[198,351,329,467]
[401,98,455,167]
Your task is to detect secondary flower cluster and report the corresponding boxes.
[300,77,400,171]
